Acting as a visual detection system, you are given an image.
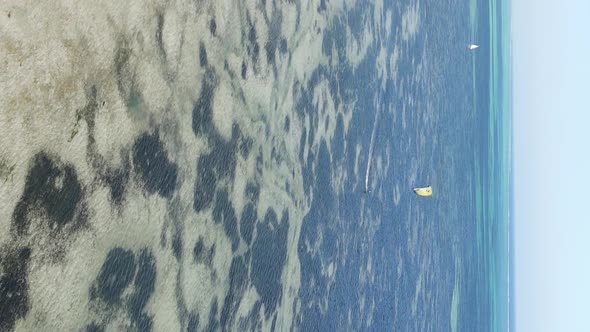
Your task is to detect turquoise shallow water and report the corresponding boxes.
[471,0,512,330]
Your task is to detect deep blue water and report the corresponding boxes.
[295,0,510,330]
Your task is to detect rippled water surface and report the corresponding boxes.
[0,0,510,330]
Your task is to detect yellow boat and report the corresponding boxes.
[413,186,432,197]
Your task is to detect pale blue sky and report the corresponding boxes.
[513,0,590,331]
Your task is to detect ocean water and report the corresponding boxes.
[0,0,511,331]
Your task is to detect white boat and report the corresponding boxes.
[413,186,432,197]
[468,44,479,50]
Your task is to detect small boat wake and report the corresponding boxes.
[364,107,381,193]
